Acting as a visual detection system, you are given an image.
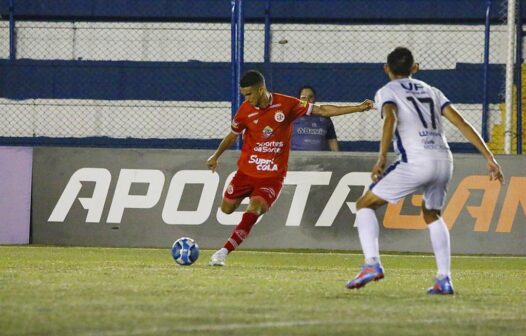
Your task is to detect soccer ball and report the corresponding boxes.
[171,237,200,266]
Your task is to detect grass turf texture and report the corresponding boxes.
[1,246,524,336]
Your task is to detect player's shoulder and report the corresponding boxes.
[272,92,300,106]
[411,78,445,98]
[412,78,435,91]
[375,82,397,101]
[236,101,252,116]
[380,79,404,92]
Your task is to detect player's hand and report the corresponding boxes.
[487,158,504,184]
[359,99,375,112]
[207,155,219,173]
[371,155,386,182]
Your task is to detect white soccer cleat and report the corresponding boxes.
[209,248,228,266]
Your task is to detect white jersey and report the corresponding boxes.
[374,78,452,162]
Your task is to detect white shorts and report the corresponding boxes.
[370,159,453,210]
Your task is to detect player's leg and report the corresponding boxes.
[220,197,243,214]
[221,180,279,250]
[220,196,268,254]
[346,191,387,289]
[356,191,386,265]
[347,161,426,289]
[422,205,449,278]
[210,176,282,266]
[422,161,454,294]
[210,172,252,266]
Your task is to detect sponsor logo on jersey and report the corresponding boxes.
[226,184,234,194]
[274,111,285,122]
[400,82,424,91]
[419,130,441,137]
[262,126,273,138]
[253,141,284,153]
[248,155,279,171]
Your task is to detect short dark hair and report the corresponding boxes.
[240,70,265,88]
[387,47,414,76]
[298,85,317,99]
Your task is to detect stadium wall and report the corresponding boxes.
[31,148,526,255]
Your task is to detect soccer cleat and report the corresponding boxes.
[346,263,385,289]
[427,276,455,295]
[209,248,228,266]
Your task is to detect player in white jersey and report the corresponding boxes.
[346,47,504,294]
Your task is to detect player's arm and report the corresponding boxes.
[442,104,504,183]
[372,104,397,182]
[311,99,374,117]
[207,132,239,172]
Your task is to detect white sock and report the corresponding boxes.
[428,218,451,277]
[356,208,380,265]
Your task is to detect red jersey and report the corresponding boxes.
[231,93,313,178]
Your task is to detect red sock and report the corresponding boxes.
[224,212,259,252]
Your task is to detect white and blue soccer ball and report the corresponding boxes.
[171,237,200,266]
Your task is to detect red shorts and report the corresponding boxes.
[223,171,284,208]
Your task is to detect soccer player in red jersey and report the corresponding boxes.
[207,70,374,266]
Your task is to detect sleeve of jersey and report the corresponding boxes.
[290,98,313,120]
[435,88,451,114]
[230,113,246,135]
[375,88,397,118]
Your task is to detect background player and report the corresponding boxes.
[207,70,374,266]
[346,47,504,294]
[292,85,340,151]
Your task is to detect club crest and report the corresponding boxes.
[274,111,285,122]
[262,126,273,138]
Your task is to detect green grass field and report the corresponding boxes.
[1,246,524,336]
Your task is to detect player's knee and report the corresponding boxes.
[421,200,441,224]
[221,202,237,214]
[247,198,268,216]
[422,207,441,224]
[356,197,367,210]
[357,192,385,210]
[247,205,266,216]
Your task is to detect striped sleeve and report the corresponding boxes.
[231,108,246,134]
[434,87,451,114]
[374,87,397,118]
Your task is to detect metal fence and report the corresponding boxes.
[0,0,522,153]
